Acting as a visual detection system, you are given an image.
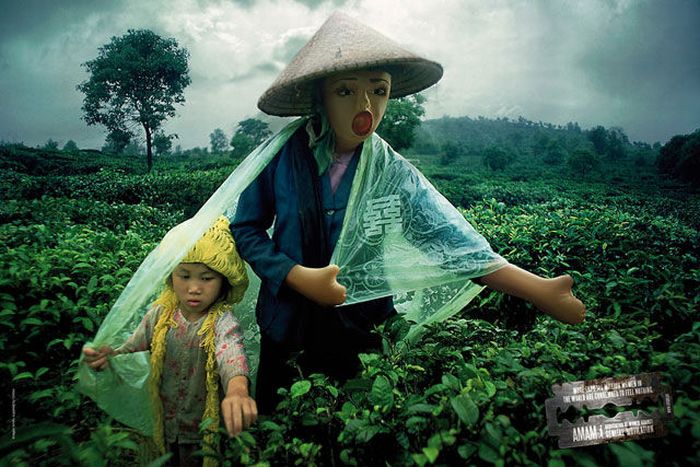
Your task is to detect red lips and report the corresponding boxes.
[352,111,373,136]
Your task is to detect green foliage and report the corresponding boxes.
[230,118,272,159]
[377,94,426,151]
[102,128,133,155]
[3,142,698,465]
[77,29,191,171]
[657,129,700,186]
[0,421,154,466]
[440,140,462,165]
[42,139,59,151]
[567,149,600,177]
[152,131,174,157]
[62,140,79,153]
[588,125,608,155]
[542,140,567,165]
[229,133,255,160]
[586,126,628,161]
[483,146,515,171]
[209,128,228,154]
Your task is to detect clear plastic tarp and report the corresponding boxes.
[77,117,506,434]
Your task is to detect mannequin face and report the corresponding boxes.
[322,70,391,153]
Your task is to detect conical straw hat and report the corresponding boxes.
[258,12,443,116]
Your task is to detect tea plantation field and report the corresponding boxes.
[1,148,698,466]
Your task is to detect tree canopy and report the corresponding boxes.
[230,118,272,159]
[657,129,700,186]
[77,29,190,171]
[567,149,600,177]
[483,146,515,171]
[210,128,229,154]
[377,94,426,151]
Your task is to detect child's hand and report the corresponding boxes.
[285,264,347,306]
[82,346,115,371]
[222,377,258,437]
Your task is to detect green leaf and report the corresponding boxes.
[290,380,312,398]
[369,375,393,408]
[407,403,435,414]
[484,422,502,445]
[423,447,439,464]
[484,381,496,398]
[29,389,54,402]
[20,317,44,326]
[238,431,256,446]
[608,442,653,467]
[458,443,478,460]
[411,453,428,467]
[450,394,479,426]
[0,423,72,451]
[326,385,339,398]
[441,373,460,390]
[13,372,33,382]
[478,443,500,464]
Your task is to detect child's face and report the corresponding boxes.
[322,70,391,152]
[172,263,224,316]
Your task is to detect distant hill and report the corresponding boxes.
[409,115,655,160]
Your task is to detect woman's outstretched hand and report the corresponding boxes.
[532,275,586,324]
[285,264,347,306]
[479,264,586,324]
[82,346,115,371]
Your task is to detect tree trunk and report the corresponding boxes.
[144,124,153,171]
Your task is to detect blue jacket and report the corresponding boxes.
[231,133,394,344]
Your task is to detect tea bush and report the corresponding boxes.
[2,151,698,465]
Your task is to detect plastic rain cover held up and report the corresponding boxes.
[77,117,506,436]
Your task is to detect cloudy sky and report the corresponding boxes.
[1,0,698,150]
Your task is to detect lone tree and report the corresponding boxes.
[230,118,272,159]
[78,29,190,171]
[210,128,229,154]
[483,146,515,171]
[377,94,426,151]
[567,149,600,177]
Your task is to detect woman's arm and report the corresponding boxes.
[231,158,297,296]
[477,264,586,324]
[284,264,347,306]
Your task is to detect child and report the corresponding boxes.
[83,216,256,466]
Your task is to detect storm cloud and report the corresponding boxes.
[1,0,697,150]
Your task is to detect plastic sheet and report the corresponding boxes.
[77,117,506,435]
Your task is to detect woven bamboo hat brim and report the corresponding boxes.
[258,12,443,116]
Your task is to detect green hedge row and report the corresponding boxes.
[1,162,698,465]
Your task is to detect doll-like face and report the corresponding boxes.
[322,70,391,153]
[172,263,224,318]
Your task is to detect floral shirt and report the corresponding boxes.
[118,305,249,443]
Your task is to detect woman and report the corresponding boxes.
[232,12,585,413]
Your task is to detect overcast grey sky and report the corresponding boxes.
[1,0,698,150]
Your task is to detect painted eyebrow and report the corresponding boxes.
[329,77,390,85]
